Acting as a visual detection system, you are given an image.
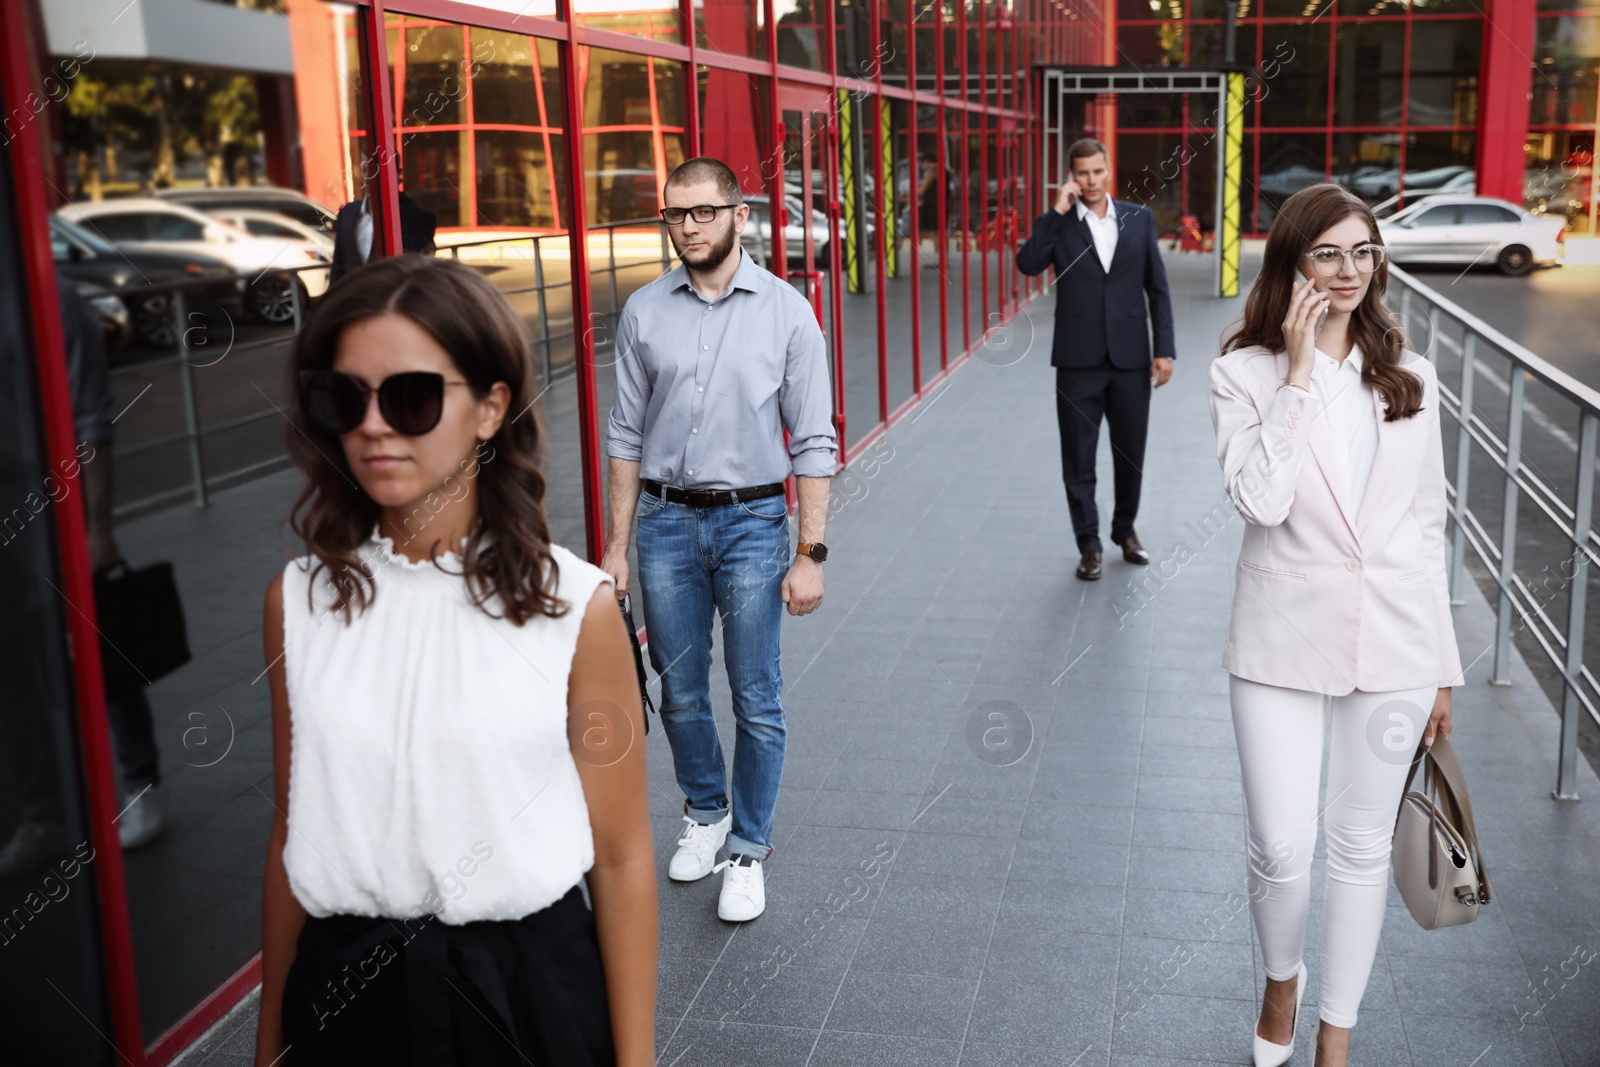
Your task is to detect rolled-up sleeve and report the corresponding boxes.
[778,310,837,478]
[605,304,645,462]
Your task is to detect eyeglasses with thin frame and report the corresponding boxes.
[1301,244,1387,277]
[300,369,472,436]
[659,204,741,226]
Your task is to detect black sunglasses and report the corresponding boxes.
[299,370,471,436]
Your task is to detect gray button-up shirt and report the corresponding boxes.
[606,245,838,489]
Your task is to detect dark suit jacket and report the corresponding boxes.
[330,192,438,283]
[1014,200,1177,371]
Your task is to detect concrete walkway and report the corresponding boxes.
[178,254,1600,1067]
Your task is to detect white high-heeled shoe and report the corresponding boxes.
[1252,962,1307,1067]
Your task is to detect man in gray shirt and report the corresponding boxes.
[603,157,836,922]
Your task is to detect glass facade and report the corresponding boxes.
[1113,1,1489,233]
[1529,2,1599,233]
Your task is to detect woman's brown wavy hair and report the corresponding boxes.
[1222,183,1423,421]
[285,253,567,625]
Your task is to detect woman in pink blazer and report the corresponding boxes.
[1208,184,1465,1067]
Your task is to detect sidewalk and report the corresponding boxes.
[179,254,1600,1066]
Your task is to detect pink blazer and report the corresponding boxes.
[1208,345,1465,695]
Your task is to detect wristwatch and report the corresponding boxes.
[797,542,828,563]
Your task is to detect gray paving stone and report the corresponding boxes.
[824,971,978,1040]
[811,1031,964,1066]
[964,978,1115,1049]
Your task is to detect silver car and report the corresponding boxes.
[1378,196,1565,276]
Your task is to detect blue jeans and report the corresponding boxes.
[635,488,790,860]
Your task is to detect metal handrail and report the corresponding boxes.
[1391,264,1598,800]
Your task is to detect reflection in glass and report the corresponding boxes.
[1258,23,1330,128]
[1257,132,1327,230]
[776,0,827,70]
[1333,21,1404,127]
[885,97,916,413]
[0,151,106,1066]
[1407,21,1481,127]
[699,0,767,57]
[1531,15,1599,126]
[571,0,681,43]
[916,105,948,373]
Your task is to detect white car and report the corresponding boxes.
[208,208,333,305]
[56,198,331,323]
[1378,196,1565,276]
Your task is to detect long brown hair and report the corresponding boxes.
[285,254,567,625]
[1222,183,1423,421]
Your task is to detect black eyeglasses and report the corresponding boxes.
[299,370,471,436]
[659,204,741,226]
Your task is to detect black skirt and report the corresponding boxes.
[280,885,615,1066]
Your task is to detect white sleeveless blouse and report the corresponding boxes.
[280,533,613,925]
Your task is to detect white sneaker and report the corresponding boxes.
[714,854,765,922]
[668,813,730,882]
[118,786,165,850]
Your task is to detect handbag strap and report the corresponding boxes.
[1399,736,1492,905]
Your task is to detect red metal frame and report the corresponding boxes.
[0,0,144,1059]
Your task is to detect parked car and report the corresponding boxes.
[156,185,337,237]
[740,194,847,270]
[56,198,330,324]
[1378,196,1565,276]
[51,214,241,347]
[1353,164,1473,202]
[206,208,333,312]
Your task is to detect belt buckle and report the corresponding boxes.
[687,487,715,507]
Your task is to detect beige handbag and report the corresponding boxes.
[1392,736,1491,930]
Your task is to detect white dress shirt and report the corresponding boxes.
[1309,345,1378,514]
[355,197,374,262]
[1076,196,1119,272]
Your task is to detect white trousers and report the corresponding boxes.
[1229,674,1436,1028]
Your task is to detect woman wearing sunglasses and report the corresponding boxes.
[254,255,656,1066]
[1208,184,1464,1067]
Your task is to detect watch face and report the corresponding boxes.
[810,543,828,562]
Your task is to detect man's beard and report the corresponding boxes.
[675,224,738,271]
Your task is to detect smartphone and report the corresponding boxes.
[1295,274,1329,338]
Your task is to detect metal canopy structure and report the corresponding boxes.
[1039,66,1247,298]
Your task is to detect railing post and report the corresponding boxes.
[1492,368,1525,686]
[533,235,553,390]
[1556,412,1597,800]
[1450,332,1475,605]
[659,221,671,273]
[175,289,209,508]
[1398,284,1413,341]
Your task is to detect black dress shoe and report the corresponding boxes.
[1075,550,1103,581]
[1112,530,1150,565]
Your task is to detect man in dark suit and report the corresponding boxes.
[330,169,438,283]
[1016,138,1176,581]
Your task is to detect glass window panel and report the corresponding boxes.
[1258,23,1331,127]
[882,0,911,85]
[942,0,962,98]
[776,0,828,70]
[699,0,768,57]
[966,1,984,103]
[1403,129,1475,195]
[696,66,773,203]
[1120,0,1184,18]
[944,104,970,359]
[1187,21,1255,67]
[885,97,916,412]
[1531,15,1600,126]
[580,50,688,226]
[470,29,539,127]
[836,0,873,80]
[1524,129,1594,234]
[1332,130,1404,207]
[400,21,465,127]
[1407,20,1481,126]
[1407,0,1480,13]
[1332,21,1404,126]
[0,146,107,1067]
[1118,23,1185,67]
[1256,131,1327,230]
[915,13,939,93]
[403,129,466,229]
[571,0,682,43]
[1117,132,1186,237]
[916,104,947,372]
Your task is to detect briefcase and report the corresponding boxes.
[93,560,192,701]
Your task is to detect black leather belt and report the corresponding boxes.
[641,479,785,508]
